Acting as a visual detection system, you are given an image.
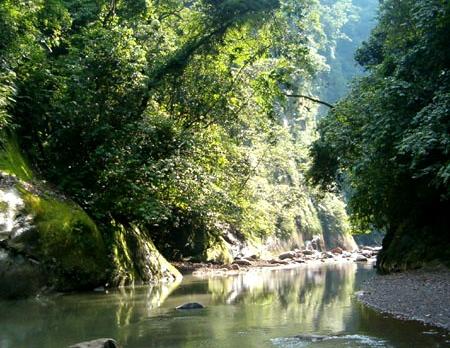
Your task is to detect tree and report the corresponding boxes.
[309,0,450,271]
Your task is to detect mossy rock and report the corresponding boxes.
[0,136,108,292]
[111,222,181,287]
[205,237,234,264]
[20,191,108,290]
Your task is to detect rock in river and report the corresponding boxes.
[293,334,329,342]
[176,302,205,310]
[355,255,368,262]
[69,338,118,348]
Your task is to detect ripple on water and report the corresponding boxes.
[271,334,390,348]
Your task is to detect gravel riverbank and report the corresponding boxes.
[357,267,450,331]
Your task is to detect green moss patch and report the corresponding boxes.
[0,136,33,182]
[110,222,181,286]
[205,237,233,264]
[20,191,108,290]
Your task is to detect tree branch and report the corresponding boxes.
[284,94,334,109]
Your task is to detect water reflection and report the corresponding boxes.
[0,263,448,348]
[196,263,358,333]
[0,280,181,348]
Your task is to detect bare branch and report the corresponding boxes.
[284,94,334,109]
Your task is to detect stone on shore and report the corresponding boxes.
[279,251,296,260]
[233,258,252,266]
[302,250,315,256]
[330,247,343,254]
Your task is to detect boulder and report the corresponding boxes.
[176,302,205,310]
[233,258,252,266]
[228,263,240,270]
[355,255,368,262]
[302,250,315,256]
[293,258,305,263]
[279,251,296,260]
[269,259,289,265]
[330,247,343,254]
[362,251,373,258]
[311,235,324,251]
[69,338,118,348]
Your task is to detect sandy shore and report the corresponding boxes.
[357,266,450,331]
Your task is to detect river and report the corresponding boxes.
[0,262,449,347]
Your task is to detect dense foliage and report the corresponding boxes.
[0,0,380,267]
[310,0,450,270]
[0,0,330,259]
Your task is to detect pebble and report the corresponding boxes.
[358,267,450,330]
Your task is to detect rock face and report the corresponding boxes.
[69,338,118,348]
[199,193,358,264]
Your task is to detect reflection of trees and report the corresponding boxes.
[0,264,362,348]
[203,263,357,333]
[0,279,181,348]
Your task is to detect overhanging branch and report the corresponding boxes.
[284,94,334,109]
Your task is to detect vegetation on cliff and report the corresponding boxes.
[309,0,450,271]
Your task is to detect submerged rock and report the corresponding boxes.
[176,302,205,310]
[293,334,329,342]
[69,338,118,348]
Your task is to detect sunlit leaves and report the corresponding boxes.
[309,0,450,237]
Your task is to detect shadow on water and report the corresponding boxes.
[0,263,449,347]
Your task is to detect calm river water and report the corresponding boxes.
[0,263,449,347]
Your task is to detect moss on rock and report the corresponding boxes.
[111,222,181,287]
[20,191,108,290]
[0,137,108,291]
[205,236,234,264]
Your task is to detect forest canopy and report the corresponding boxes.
[1,0,365,262]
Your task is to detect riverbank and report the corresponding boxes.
[172,246,378,276]
[357,266,450,331]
